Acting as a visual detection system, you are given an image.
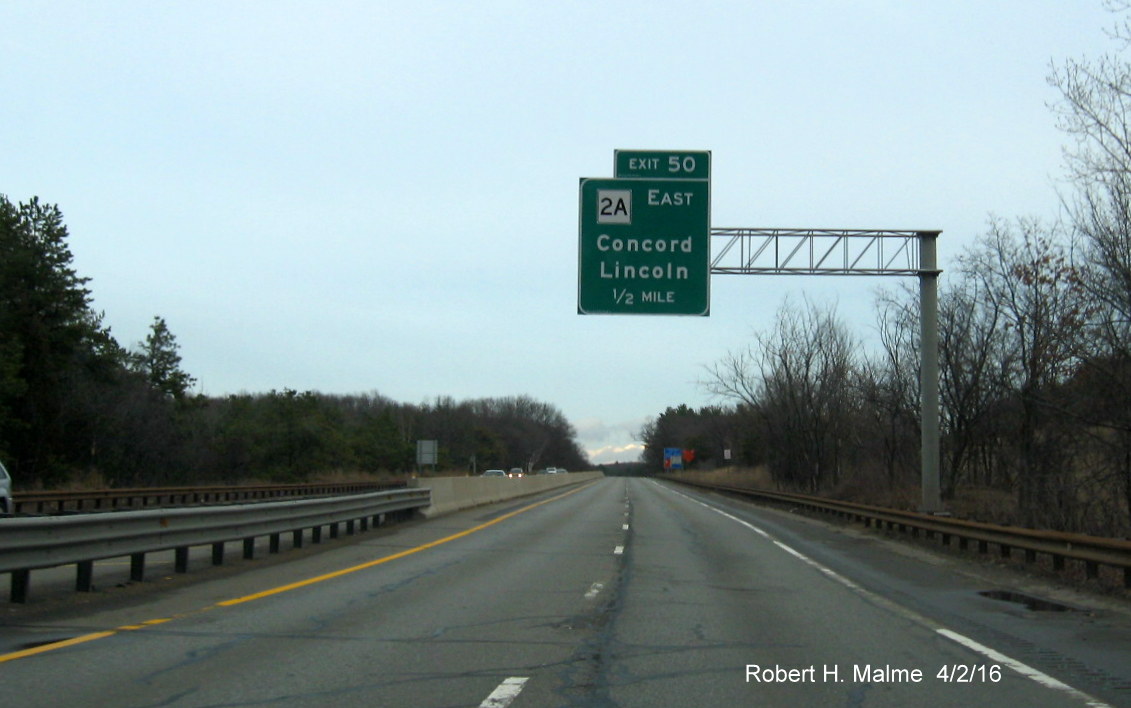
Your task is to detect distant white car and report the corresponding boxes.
[0,459,12,514]
[482,469,507,478]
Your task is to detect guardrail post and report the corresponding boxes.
[175,547,189,573]
[293,529,303,548]
[131,553,146,582]
[76,560,94,592]
[243,538,255,560]
[270,533,281,553]
[11,570,30,603]
[212,542,225,566]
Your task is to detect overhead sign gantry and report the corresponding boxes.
[576,149,944,513]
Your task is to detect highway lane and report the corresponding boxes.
[2,477,1129,707]
[616,480,1130,706]
[2,480,624,706]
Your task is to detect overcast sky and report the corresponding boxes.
[2,1,1118,465]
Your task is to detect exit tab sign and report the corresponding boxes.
[614,150,710,180]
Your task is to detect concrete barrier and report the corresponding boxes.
[407,472,603,518]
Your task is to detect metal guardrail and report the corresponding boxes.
[665,477,1131,589]
[12,480,407,514]
[0,488,431,603]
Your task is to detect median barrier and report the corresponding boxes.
[408,472,603,518]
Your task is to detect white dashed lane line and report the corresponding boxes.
[479,677,528,708]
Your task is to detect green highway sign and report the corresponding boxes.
[577,177,710,315]
[614,150,711,180]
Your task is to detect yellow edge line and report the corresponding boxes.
[0,482,595,664]
[0,631,118,662]
[218,485,583,605]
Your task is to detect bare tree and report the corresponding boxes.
[703,298,858,491]
[936,275,1011,494]
[865,286,922,488]
[959,219,1091,527]
[1049,4,1131,529]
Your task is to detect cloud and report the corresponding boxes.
[588,442,644,465]
[574,416,648,464]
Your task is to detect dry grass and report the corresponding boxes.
[49,469,112,491]
[666,466,776,489]
[307,469,410,484]
[948,486,1020,526]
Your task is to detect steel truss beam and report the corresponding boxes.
[710,228,927,276]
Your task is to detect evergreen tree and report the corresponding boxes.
[0,196,110,483]
[131,316,195,400]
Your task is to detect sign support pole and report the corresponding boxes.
[918,231,942,513]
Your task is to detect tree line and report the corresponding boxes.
[0,195,588,489]
[640,9,1131,536]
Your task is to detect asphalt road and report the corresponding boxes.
[2,477,1129,707]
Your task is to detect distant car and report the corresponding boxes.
[508,468,524,478]
[0,459,11,514]
[482,469,507,477]
[543,467,558,474]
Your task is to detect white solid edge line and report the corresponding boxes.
[936,630,1112,708]
[480,677,529,708]
[656,481,1112,708]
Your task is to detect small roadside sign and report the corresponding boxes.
[416,440,438,466]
